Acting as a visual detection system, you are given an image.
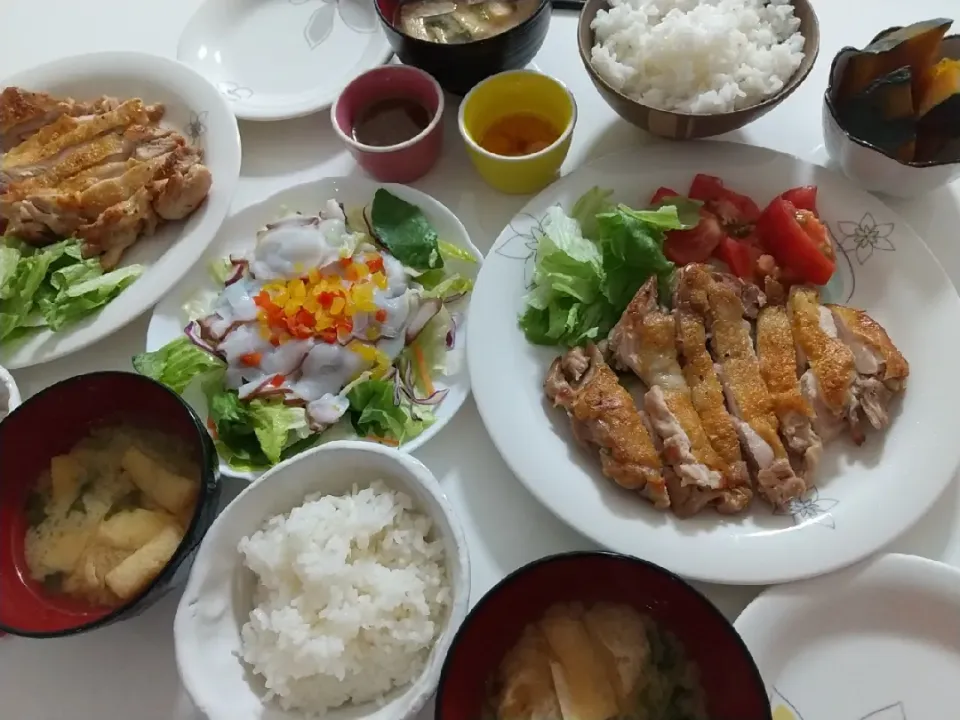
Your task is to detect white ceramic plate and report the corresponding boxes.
[467,141,960,585]
[177,0,393,121]
[146,176,482,480]
[0,52,241,369]
[735,553,960,719]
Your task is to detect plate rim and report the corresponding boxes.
[467,140,960,585]
[176,0,395,122]
[0,50,242,369]
[145,175,482,481]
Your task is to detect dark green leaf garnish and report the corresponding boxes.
[369,189,443,271]
[41,571,65,593]
[25,491,47,527]
[104,489,143,520]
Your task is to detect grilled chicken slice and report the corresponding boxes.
[675,310,751,489]
[0,88,118,151]
[756,305,822,475]
[544,344,670,509]
[788,287,860,443]
[609,278,751,516]
[828,304,909,430]
[675,264,805,508]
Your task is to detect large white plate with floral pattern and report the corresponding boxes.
[736,553,960,719]
[467,141,960,585]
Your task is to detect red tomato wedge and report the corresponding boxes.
[650,186,682,205]
[778,185,818,213]
[756,198,836,285]
[664,209,725,265]
[688,174,761,226]
[715,236,762,280]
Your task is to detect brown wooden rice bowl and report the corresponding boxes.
[577,0,820,139]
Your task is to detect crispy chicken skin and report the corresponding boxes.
[609,278,751,516]
[0,87,211,268]
[828,304,909,431]
[675,310,750,486]
[756,305,823,475]
[675,264,805,508]
[788,287,860,442]
[544,344,670,509]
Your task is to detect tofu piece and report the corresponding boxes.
[121,446,198,515]
[50,454,84,507]
[37,526,94,574]
[96,509,176,551]
[65,542,130,603]
[105,525,183,601]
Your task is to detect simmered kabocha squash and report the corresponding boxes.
[917,58,960,132]
[837,18,953,103]
[838,66,917,161]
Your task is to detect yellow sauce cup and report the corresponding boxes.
[458,70,577,195]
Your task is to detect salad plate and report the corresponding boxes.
[177,0,393,121]
[142,176,481,480]
[0,52,241,369]
[735,553,960,719]
[467,141,960,585]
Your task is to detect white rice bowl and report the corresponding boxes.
[173,441,470,720]
[590,0,806,114]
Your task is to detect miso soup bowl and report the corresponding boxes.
[459,69,577,194]
[0,372,221,638]
[332,65,445,184]
[374,0,551,96]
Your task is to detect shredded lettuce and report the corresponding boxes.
[0,238,142,340]
[438,240,477,264]
[518,188,687,346]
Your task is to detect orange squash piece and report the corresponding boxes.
[917,57,960,119]
[838,19,953,102]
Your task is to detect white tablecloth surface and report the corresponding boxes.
[3,1,960,717]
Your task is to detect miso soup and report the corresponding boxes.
[23,425,201,608]
[396,0,540,44]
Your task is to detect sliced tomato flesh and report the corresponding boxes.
[688,174,726,202]
[756,198,836,286]
[778,186,818,214]
[688,173,761,228]
[664,209,725,266]
[650,186,683,205]
[715,236,761,280]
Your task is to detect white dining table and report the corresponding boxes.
[3,0,960,717]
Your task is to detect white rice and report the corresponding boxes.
[590,0,805,114]
[238,481,450,715]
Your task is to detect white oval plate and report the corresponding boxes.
[0,52,241,369]
[735,553,960,719]
[146,176,482,480]
[177,0,393,121]
[467,141,960,585]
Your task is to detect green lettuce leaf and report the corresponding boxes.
[570,186,614,240]
[0,249,59,341]
[421,272,473,301]
[438,240,477,264]
[370,189,443,270]
[0,245,23,299]
[40,263,143,331]
[595,207,677,307]
[132,336,226,394]
[346,379,431,443]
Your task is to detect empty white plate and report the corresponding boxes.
[735,553,960,719]
[177,0,393,121]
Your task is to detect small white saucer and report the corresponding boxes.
[735,553,960,719]
[177,0,393,121]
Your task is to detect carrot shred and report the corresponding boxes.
[411,344,435,396]
[367,434,399,446]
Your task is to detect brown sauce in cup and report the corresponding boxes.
[351,97,432,147]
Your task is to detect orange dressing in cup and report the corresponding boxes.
[479,113,561,157]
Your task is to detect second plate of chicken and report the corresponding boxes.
[467,141,960,585]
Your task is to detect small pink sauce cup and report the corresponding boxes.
[332,65,445,184]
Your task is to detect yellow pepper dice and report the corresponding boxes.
[304,296,320,313]
[314,313,333,331]
[330,296,346,316]
[289,279,306,299]
[307,268,322,285]
[372,272,388,290]
[350,282,378,313]
[284,299,302,317]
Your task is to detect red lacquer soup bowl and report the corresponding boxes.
[436,552,772,720]
[0,372,220,638]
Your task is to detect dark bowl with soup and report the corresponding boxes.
[0,372,221,638]
[375,0,550,96]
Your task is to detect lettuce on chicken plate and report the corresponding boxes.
[134,189,474,472]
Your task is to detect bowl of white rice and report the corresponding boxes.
[577,0,820,139]
[173,440,470,720]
